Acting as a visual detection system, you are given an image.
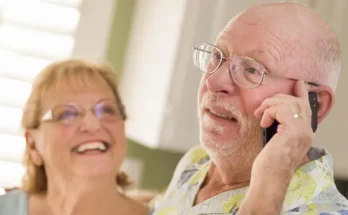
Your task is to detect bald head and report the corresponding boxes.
[219,2,341,91]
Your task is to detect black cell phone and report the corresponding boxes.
[262,92,318,146]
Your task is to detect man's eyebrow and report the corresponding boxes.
[214,42,272,62]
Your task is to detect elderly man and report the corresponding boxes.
[151,2,348,215]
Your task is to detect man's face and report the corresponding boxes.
[197,15,302,159]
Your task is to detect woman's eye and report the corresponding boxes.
[56,110,79,121]
[101,106,117,115]
[95,103,119,118]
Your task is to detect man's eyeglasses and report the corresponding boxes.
[41,100,123,125]
[192,43,319,89]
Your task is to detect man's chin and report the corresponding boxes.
[200,131,263,159]
[199,117,263,157]
[200,121,240,136]
[200,133,240,156]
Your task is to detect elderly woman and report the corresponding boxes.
[0,59,149,215]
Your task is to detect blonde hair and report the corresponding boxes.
[21,58,133,194]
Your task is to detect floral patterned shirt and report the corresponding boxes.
[150,146,348,215]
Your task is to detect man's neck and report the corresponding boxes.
[206,148,312,186]
[194,157,252,205]
[195,153,311,205]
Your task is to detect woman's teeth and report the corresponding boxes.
[75,142,107,153]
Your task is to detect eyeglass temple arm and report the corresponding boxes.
[192,46,228,61]
[265,72,320,87]
[193,46,319,87]
[307,82,320,87]
[41,110,53,121]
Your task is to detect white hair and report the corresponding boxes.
[313,37,341,92]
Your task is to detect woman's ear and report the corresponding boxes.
[316,86,334,124]
[25,131,43,166]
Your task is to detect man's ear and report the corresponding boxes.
[316,86,334,124]
[25,131,43,166]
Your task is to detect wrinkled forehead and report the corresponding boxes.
[217,14,284,51]
[214,20,282,71]
[213,12,315,78]
[215,19,264,55]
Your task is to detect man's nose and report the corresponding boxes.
[206,61,238,95]
[78,110,101,133]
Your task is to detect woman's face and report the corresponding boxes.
[27,75,126,179]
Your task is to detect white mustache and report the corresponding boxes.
[201,93,244,122]
[200,93,262,135]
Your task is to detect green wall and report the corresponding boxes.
[106,0,184,191]
[126,140,183,191]
[106,0,137,73]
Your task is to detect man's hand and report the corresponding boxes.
[253,80,314,181]
[238,80,315,215]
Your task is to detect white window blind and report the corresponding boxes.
[0,0,82,190]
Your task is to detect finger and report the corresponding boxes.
[260,106,278,128]
[255,95,294,118]
[273,93,295,99]
[254,98,279,118]
[259,104,298,128]
[294,80,309,99]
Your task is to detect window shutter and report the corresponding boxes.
[0,0,82,190]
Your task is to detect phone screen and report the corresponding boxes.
[262,92,318,146]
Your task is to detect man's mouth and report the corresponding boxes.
[207,109,237,122]
[72,141,110,154]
